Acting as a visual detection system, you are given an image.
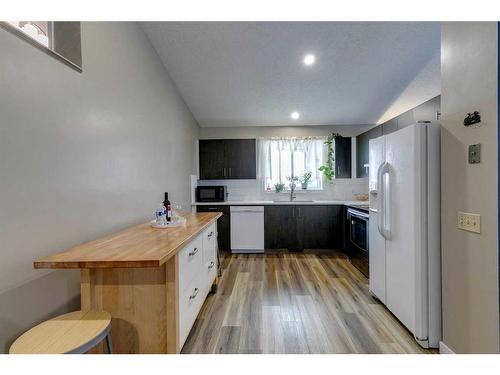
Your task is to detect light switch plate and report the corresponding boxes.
[468,144,481,164]
[457,212,481,233]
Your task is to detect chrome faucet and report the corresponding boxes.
[290,179,297,201]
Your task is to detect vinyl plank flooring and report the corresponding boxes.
[338,312,382,354]
[182,252,438,354]
[262,255,280,306]
[222,272,250,326]
[238,280,263,352]
[261,306,286,354]
[215,326,241,354]
[295,295,335,354]
[282,321,309,354]
[276,270,302,322]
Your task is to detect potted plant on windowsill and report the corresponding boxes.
[299,171,312,190]
[274,182,286,193]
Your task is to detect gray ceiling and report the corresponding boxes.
[142,22,440,127]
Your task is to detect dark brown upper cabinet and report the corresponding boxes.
[356,126,382,178]
[356,95,441,178]
[412,96,440,125]
[199,139,256,180]
[334,137,352,179]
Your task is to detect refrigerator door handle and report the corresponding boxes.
[382,162,391,240]
[376,162,386,238]
[377,162,391,240]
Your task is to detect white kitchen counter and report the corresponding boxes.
[192,200,366,206]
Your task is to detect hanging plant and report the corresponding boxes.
[318,132,341,182]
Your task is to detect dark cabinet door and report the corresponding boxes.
[297,205,344,250]
[413,95,440,124]
[199,140,226,180]
[264,205,296,249]
[355,95,440,179]
[296,205,333,249]
[396,110,414,130]
[356,133,369,178]
[225,139,256,179]
[199,139,256,180]
[382,118,398,135]
[329,205,345,250]
[334,137,352,179]
[264,205,344,250]
[196,205,231,251]
[356,126,382,178]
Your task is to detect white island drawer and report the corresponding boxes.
[202,223,217,265]
[178,273,209,347]
[178,234,203,294]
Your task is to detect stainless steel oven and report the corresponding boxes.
[346,207,369,277]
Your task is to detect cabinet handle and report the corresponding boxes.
[208,231,214,238]
[223,167,226,177]
[189,247,199,257]
[229,167,232,177]
[189,288,199,300]
[208,261,215,270]
[298,207,301,217]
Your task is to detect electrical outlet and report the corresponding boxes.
[457,212,481,233]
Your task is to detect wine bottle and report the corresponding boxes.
[163,192,172,222]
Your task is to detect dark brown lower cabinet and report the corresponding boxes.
[264,205,297,250]
[196,205,231,251]
[264,205,344,250]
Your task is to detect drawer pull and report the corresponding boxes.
[189,247,199,257]
[207,231,214,238]
[189,288,199,300]
[208,261,215,270]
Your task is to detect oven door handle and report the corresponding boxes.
[347,208,369,219]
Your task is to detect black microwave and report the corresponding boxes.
[196,186,227,202]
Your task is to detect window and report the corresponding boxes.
[260,137,325,191]
[1,21,82,71]
[7,22,52,47]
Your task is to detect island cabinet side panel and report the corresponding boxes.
[165,254,180,353]
[80,260,179,354]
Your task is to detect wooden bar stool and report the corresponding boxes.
[9,310,112,354]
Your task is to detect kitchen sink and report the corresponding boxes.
[273,199,316,203]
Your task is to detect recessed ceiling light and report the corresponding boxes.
[291,112,300,120]
[303,54,316,66]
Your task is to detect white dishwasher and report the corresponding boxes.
[230,206,265,253]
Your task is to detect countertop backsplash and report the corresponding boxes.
[194,176,369,203]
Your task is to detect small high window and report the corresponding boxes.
[7,21,52,47]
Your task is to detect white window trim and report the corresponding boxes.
[258,136,327,192]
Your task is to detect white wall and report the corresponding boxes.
[198,125,370,201]
[441,22,499,353]
[0,22,199,352]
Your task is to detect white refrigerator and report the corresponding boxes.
[368,123,441,348]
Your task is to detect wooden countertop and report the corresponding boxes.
[34,212,222,269]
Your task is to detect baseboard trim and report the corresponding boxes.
[439,341,456,354]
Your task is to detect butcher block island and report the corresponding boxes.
[34,212,222,354]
